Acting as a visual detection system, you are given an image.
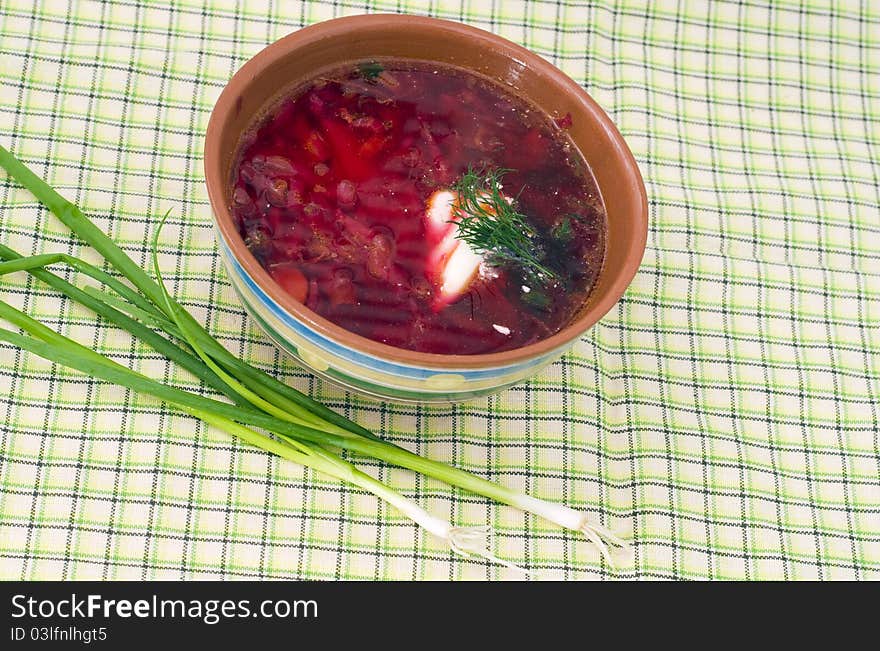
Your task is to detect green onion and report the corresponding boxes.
[0,143,627,567]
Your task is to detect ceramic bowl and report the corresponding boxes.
[204,14,647,404]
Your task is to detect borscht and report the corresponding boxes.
[231,60,606,355]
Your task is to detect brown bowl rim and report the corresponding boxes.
[204,13,647,370]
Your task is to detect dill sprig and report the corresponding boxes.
[358,61,384,81]
[451,166,557,284]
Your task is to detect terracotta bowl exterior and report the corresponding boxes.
[204,14,647,403]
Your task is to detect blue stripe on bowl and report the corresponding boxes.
[220,238,557,381]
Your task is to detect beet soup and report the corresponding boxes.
[230,60,606,355]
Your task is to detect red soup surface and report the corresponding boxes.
[231,60,606,355]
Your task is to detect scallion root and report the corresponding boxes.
[447,526,529,574]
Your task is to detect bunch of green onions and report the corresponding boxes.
[0,144,627,572]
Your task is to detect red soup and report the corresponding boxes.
[231,60,606,355]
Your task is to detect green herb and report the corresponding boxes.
[0,144,626,568]
[358,60,384,81]
[551,215,574,244]
[451,166,557,284]
[521,287,553,312]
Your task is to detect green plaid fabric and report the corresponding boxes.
[0,1,877,580]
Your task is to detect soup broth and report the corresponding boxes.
[231,60,606,354]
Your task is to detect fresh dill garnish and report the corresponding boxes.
[451,166,557,284]
[358,61,384,81]
[551,215,574,244]
[521,286,553,312]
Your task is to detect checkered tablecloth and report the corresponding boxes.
[0,1,877,580]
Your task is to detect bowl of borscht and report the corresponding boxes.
[204,14,647,403]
